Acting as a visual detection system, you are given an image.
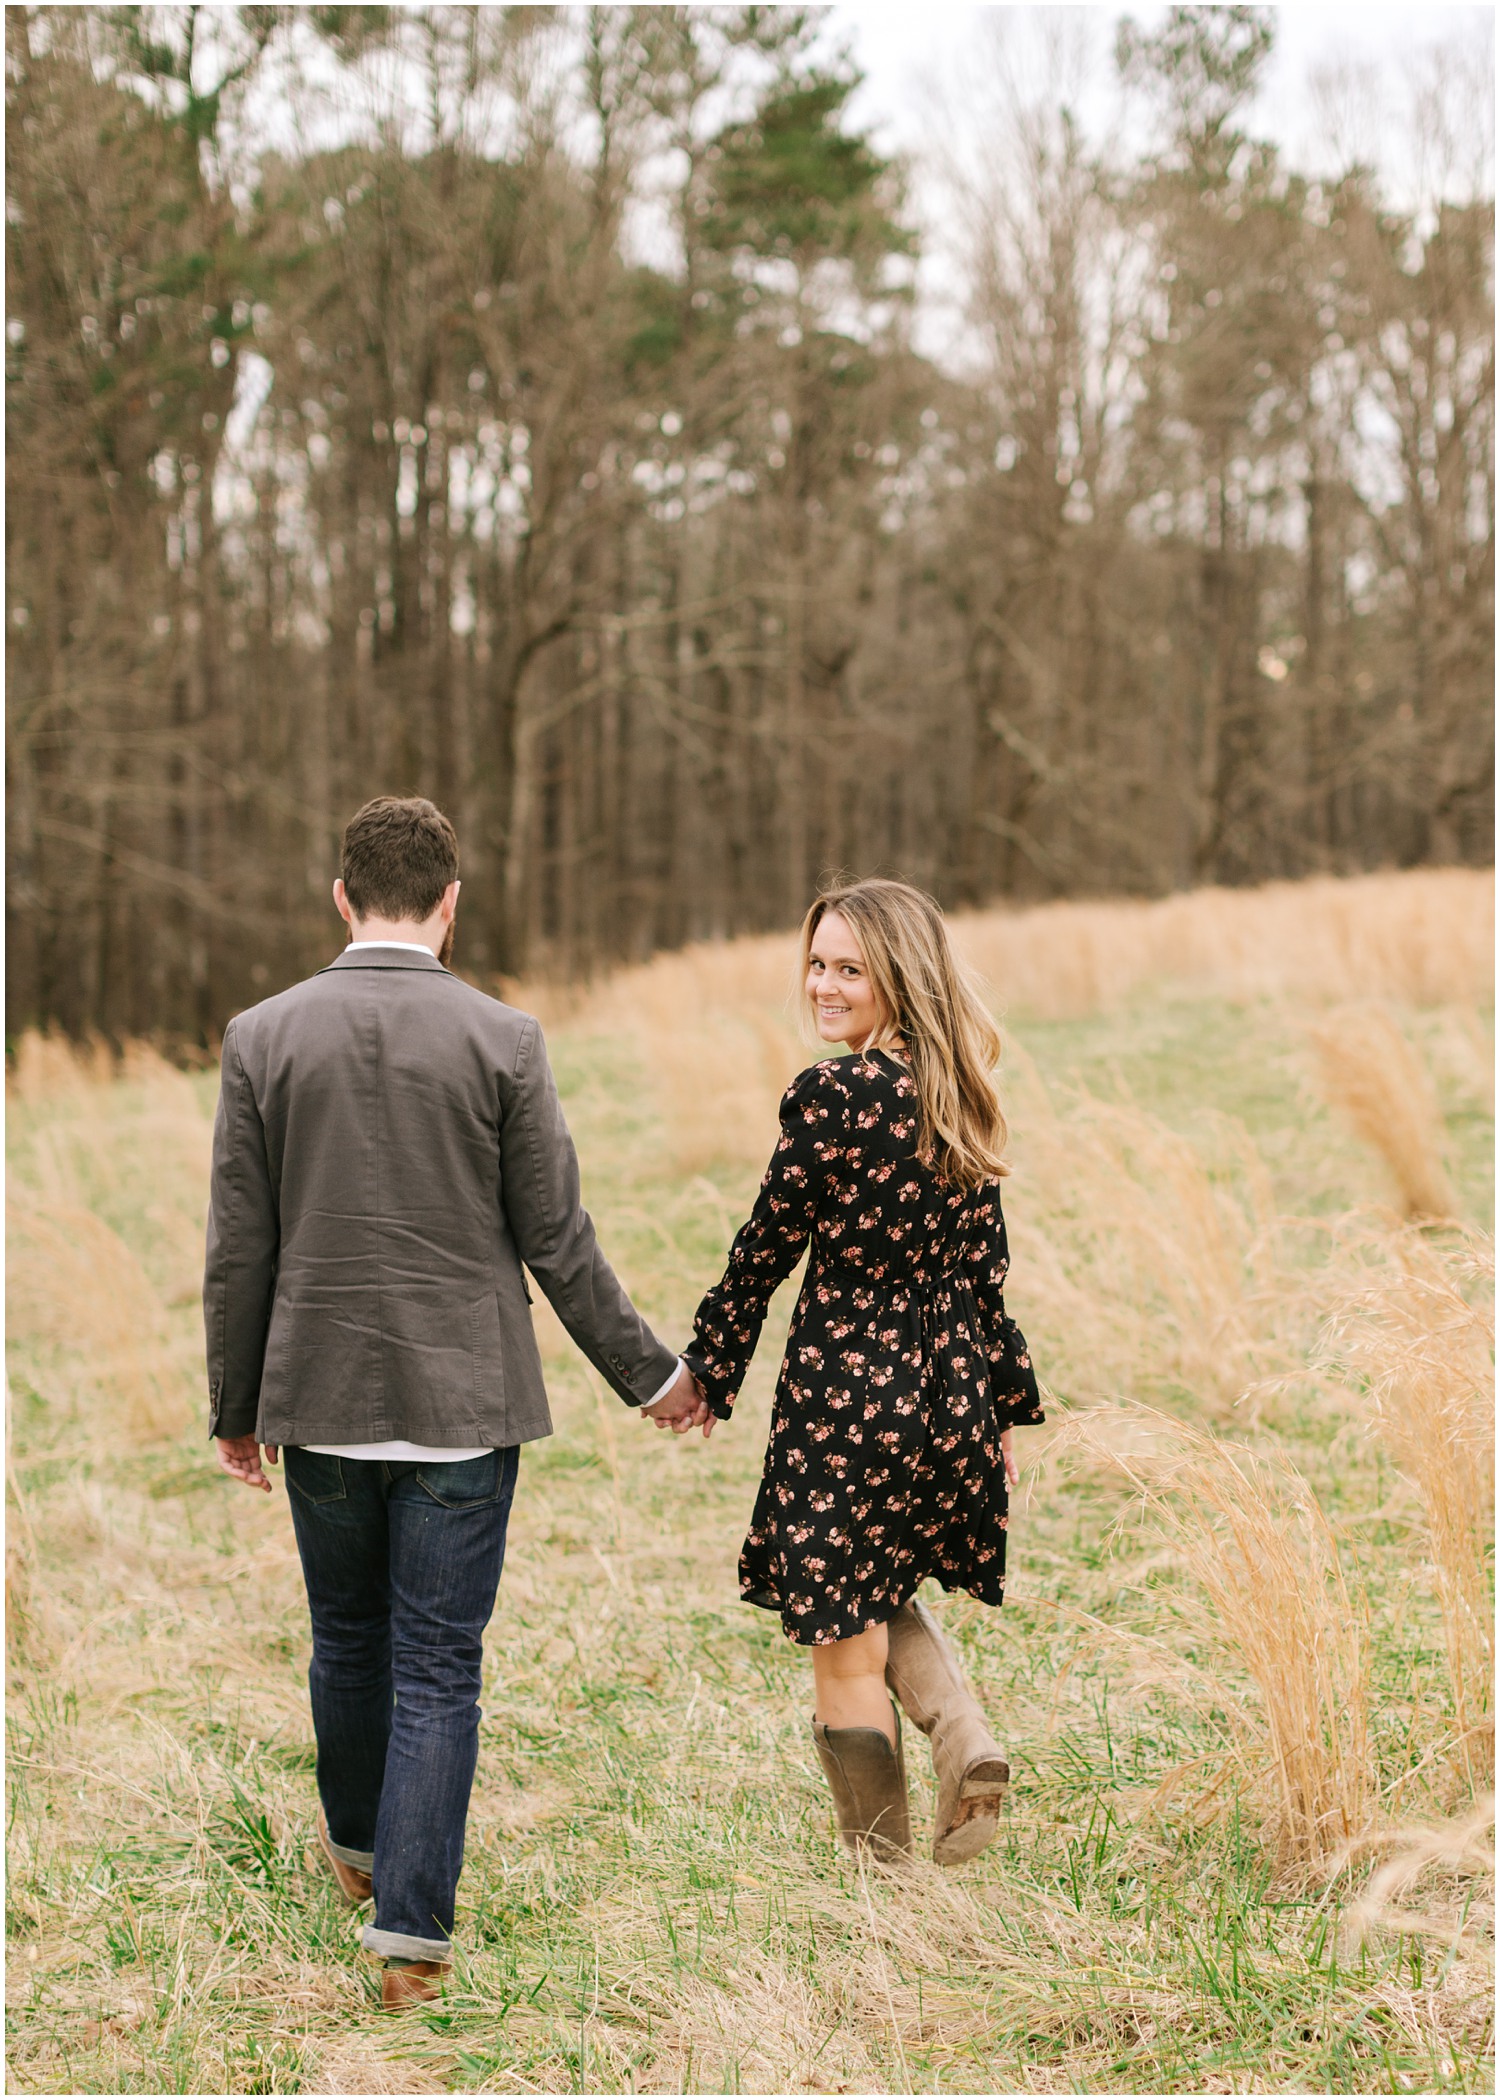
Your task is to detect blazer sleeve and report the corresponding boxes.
[499,1018,679,1407]
[683,1062,846,1421]
[962,1185,1045,1432]
[203,1020,280,1440]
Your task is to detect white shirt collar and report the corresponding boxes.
[347,940,437,955]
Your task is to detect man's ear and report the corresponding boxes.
[440,880,460,922]
[333,879,354,927]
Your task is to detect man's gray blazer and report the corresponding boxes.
[203,946,679,1448]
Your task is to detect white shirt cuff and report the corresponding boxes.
[644,1358,685,1407]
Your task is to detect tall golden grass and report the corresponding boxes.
[1326,1237,1495,1790]
[5,866,1494,2092]
[952,866,1494,1019]
[6,1196,179,1438]
[524,863,1493,1036]
[1046,1404,1374,1873]
[1311,1005,1460,1219]
[519,865,1494,1190]
[8,1039,209,1442]
[1345,1795,1496,1953]
[1007,1077,1285,1410]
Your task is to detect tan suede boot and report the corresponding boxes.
[810,1706,914,1861]
[884,1598,1010,1864]
[381,1959,450,2010]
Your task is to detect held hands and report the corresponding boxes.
[214,1375,716,1482]
[216,1435,280,1492]
[640,1361,715,1440]
[1000,1427,1019,1489]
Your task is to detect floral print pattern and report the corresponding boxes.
[684,1051,1045,1646]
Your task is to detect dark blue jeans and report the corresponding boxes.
[283,1445,520,1960]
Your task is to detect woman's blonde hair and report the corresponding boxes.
[799,878,1009,1188]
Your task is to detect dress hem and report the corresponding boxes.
[742,1572,1006,1647]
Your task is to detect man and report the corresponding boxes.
[205,795,707,2009]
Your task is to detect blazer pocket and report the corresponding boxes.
[470,1292,507,1408]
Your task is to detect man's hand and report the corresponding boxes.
[641,1362,715,1439]
[216,1435,280,1492]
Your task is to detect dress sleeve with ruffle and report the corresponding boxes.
[962,1185,1046,1432]
[683,1063,847,1420]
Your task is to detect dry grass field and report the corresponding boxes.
[6,867,1495,2096]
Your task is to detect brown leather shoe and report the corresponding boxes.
[885,1597,1010,1865]
[381,1959,450,2010]
[810,1706,914,1861]
[316,1807,373,1905]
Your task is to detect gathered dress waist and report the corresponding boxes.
[807,1259,984,1351]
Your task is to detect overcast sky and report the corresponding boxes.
[834,2,1493,179]
[812,3,1492,357]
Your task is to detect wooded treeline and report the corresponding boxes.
[7,5,1494,1040]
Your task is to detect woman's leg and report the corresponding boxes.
[885,1597,1009,1864]
[811,1622,894,1741]
[808,1621,911,1857]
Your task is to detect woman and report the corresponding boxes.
[683,878,1045,1865]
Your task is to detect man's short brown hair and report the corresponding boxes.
[340,796,459,922]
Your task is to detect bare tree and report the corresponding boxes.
[6,4,1493,1040]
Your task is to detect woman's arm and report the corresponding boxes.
[963,1188,1046,1432]
[682,1063,848,1421]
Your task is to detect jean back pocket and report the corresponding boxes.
[284,1449,348,1505]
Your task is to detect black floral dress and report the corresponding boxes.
[684,1050,1045,1646]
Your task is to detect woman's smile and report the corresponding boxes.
[806,910,884,1049]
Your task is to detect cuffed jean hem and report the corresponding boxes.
[323,1833,375,1872]
[363,1924,452,1961]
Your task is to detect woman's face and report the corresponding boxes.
[806,910,885,1051]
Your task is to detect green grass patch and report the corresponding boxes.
[6,983,1492,2092]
